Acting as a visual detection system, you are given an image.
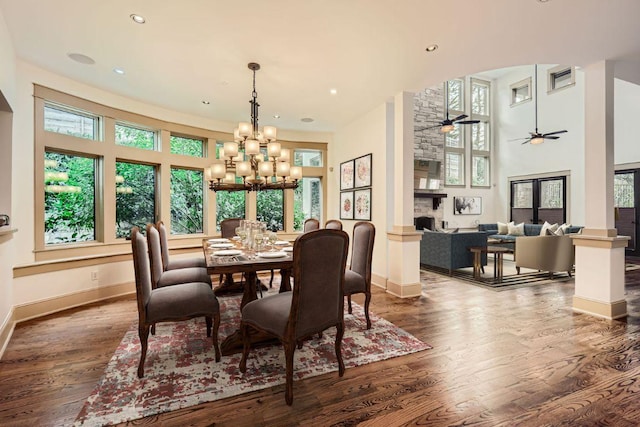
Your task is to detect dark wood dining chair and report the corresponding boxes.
[303,218,320,232]
[156,221,206,270]
[131,227,220,378]
[344,221,376,329]
[239,229,349,405]
[325,219,343,230]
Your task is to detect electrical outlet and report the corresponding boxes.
[91,271,98,281]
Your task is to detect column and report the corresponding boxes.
[572,60,629,319]
[386,91,422,298]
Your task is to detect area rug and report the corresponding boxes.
[74,294,430,426]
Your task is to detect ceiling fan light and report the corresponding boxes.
[531,136,545,145]
[441,124,455,133]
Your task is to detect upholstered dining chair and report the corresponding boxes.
[303,218,320,232]
[344,221,376,329]
[239,229,349,405]
[325,219,343,230]
[131,227,220,378]
[156,221,206,271]
[146,224,212,289]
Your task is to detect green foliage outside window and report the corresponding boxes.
[170,135,204,157]
[216,189,245,231]
[44,152,95,244]
[115,124,155,150]
[171,168,203,234]
[115,162,155,238]
[293,178,321,231]
[257,190,284,231]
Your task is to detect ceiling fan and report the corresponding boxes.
[511,64,567,144]
[417,82,479,133]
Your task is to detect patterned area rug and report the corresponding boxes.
[74,294,430,426]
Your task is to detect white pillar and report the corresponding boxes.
[386,91,421,298]
[572,60,628,319]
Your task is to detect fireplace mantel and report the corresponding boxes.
[414,190,447,210]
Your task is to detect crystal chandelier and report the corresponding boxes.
[206,62,301,192]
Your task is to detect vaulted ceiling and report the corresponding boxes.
[1,0,639,132]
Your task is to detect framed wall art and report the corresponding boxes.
[354,153,372,188]
[354,188,371,221]
[340,160,354,190]
[340,191,354,220]
[453,196,482,215]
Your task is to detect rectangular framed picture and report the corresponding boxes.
[453,196,482,215]
[340,160,354,190]
[354,153,372,188]
[354,188,372,221]
[340,191,354,220]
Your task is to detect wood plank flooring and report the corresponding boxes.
[3,267,640,426]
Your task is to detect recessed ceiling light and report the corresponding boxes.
[67,53,95,65]
[425,44,438,53]
[301,117,314,123]
[113,68,125,75]
[130,14,146,24]
[273,114,280,119]
[202,100,210,105]
[329,88,337,95]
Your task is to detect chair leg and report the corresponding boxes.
[137,324,150,378]
[347,295,353,314]
[284,341,296,405]
[269,269,274,288]
[364,291,372,330]
[212,313,221,362]
[205,316,212,337]
[239,323,251,373]
[151,324,155,335]
[335,322,345,377]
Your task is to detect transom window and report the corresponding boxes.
[44,104,99,140]
[115,123,156,150]
[510,77,532,106]
[547,65,575,93]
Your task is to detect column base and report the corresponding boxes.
[386,280,421,298]
[573,295,627,320]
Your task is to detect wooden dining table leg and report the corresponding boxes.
[279,268,292,292]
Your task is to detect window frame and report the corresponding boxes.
[510,77,532,106]
[444,79,465,188]
[33,85,327,261]
[547,65,575,94]
[470,78,491,188]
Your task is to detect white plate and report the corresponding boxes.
[213,249,242,256]
[282,246,293,252]
[208,238,230,243]
[274,240,290,246]
[257,251,288,258]
[209,242,234,249]
[232,236,241,241]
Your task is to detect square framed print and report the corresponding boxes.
[354,153,372,188]
[453,196,482,215]
[340,191,354,220]
[354,188,372,221]
[340,160,354,190]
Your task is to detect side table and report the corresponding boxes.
[469,246,512,283]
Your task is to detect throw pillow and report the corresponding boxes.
[507,222,525,236]
[443,228,459,234]
[559,223,572,234]
[497,221,511,234]
[546,227,564,236]
[540,221,559,236]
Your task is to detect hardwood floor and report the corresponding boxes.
[3,267,640,426]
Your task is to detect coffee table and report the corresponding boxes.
[469,246,513,283]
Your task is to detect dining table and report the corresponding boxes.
[202,238,294,355]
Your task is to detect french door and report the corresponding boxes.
[614,170,638,256]
[510,177,566,225]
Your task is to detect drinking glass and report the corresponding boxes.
[267,232,277,250]
[254,233,264,252]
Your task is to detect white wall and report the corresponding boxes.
[331,102,390,283]
[493,65,586,225]
[614,77,640,166]
[0,6,16,354]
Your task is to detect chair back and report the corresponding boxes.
[220,218,242,238]
[350,222,376,282]
[145,224,164,288]
[303,218,320,233]
[325,219,343,230]
[131,227,152,322]
[290,229,349,340]
[156,221,170,271]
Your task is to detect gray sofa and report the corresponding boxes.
[478,223,582,251]
[420,230,488,275]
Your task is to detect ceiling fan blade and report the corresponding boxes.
[455,120,480,125]
[508,137,530,142]
[543,135,560,140]
[421,124,443,130]
[521,139,533,145]
[451,114,468,122]
[542,130,568,137]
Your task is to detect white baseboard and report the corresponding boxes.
[0,308,15,360]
